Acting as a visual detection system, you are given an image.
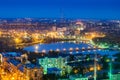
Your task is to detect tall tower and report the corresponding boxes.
[60,8,64,23]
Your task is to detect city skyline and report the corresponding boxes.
[0,10,120,79]
[0,0,120,19]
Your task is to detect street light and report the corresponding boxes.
[35,45,39,50]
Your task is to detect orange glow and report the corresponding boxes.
[90,67,94,71]
[97,66,101,70]
[14,38,22,44]
[69,48,73,51]
[74,69,78,74]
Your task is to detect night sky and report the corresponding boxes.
[0,0,120,19]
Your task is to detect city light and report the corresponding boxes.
[35,45,39,50]
[14,38,22,44]
[0,15,119,80]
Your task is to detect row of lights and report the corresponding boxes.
[35,46,101,53]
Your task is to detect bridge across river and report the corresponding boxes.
[23,42,119,55]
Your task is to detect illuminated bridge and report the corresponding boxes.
[24,42,94,52]
[23,42,118,55]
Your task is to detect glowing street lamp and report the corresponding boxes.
[42,50,46,53]
[69,48,73,51]
[56,49,60,52]
[75,47,79,51]
[35,45,39,50]
[63,48,66,52]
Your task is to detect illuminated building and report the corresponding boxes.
[0,52,43,80]
[102,74,120,80]
[75,21,85,30]
[24,64,43,80]
[70,21,86,36]
[38,56,72,75]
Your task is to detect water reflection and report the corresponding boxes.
[24,42,119,55]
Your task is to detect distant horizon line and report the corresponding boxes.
[0,17,120,20]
